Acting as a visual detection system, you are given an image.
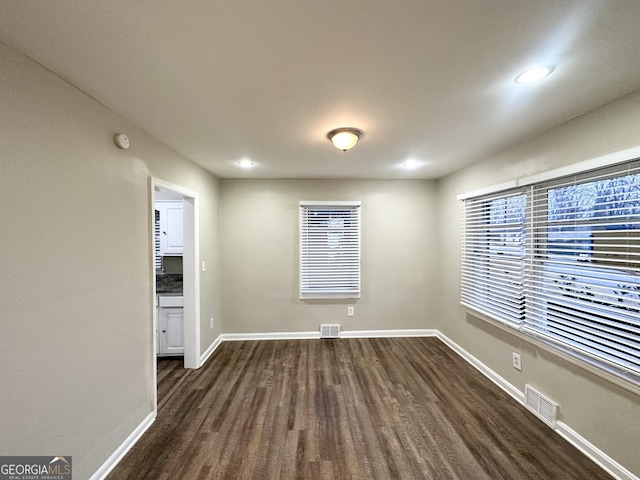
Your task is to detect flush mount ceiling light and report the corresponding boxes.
[515,65,554,84]
[403,159,420,169]
[327,127,363,151]
[237,159,255,168]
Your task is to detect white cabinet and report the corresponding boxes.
[157,296,184,356]
[155,201,183,256]
[159,308,184,355]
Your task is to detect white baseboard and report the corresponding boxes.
[556,422,639,480]
[435,331,524,404]
[341,328,437,338]
[222,329,437,341]
[200,333,223,366]
[90,411,155,480]
[222,331,320,341]
[436,331,638,480]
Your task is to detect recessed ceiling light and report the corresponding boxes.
[515,65,554,84]
[403,159,420,169]
[237,159,255,168]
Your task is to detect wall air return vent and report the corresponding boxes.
[524,384,558,427]
[320,324,340,339]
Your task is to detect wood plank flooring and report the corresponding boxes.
[156,357,192,410]
[108,338,612,479]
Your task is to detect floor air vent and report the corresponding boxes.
[320,324,340,338]
[524,384,557,427]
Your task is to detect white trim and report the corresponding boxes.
[148,178,159,413]
[152,178,199,205]
[461,304,523,333]
[519,145,640,186]
[89,411,155,480]
[222,329,437,342]
[457,144,640,201]
[456,180,518,200]
[556,422,639,480]
[182,194,201,369]
[299,200,362,206]
[200,334,223,366]
[151,177,201,370]
[435,332,524,403]
[340,329,437,338]
[436,331,638,480]
[223,331,321,341]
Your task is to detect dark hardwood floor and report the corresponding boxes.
[108,338,612,479]
[156,356,192,410]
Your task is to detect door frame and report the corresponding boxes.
[150,177,201,409]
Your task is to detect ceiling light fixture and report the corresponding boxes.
[327,127,363,151]
[403,159,420,169]
[515,65,554,84]
[237,159,255,168]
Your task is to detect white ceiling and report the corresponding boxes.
[2,1,640,179]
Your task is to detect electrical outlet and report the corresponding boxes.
[347,306,354,317]
[512,352,522,371]
[209,317,215,329]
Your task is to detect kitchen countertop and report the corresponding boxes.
[156,273,183,294]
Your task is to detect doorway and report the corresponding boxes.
[150,177,201,412]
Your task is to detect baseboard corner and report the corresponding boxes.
[89,411,155,480]
[200,333,223,366]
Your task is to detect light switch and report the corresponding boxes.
[201,260,206,272]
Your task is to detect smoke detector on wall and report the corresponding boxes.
[114,133,130,149]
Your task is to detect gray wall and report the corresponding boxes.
[220,179,437,333]
[0,42,221,479]
[436,90,640,475]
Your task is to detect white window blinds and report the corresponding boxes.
[460,159,640,386]
[154,209,162,270]
[299,201,361,299]
[523,162,640,380]
[461,190,526,327]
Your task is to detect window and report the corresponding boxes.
[461,191,526,326]
[299,201,361,299]
[461,160,640,386]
